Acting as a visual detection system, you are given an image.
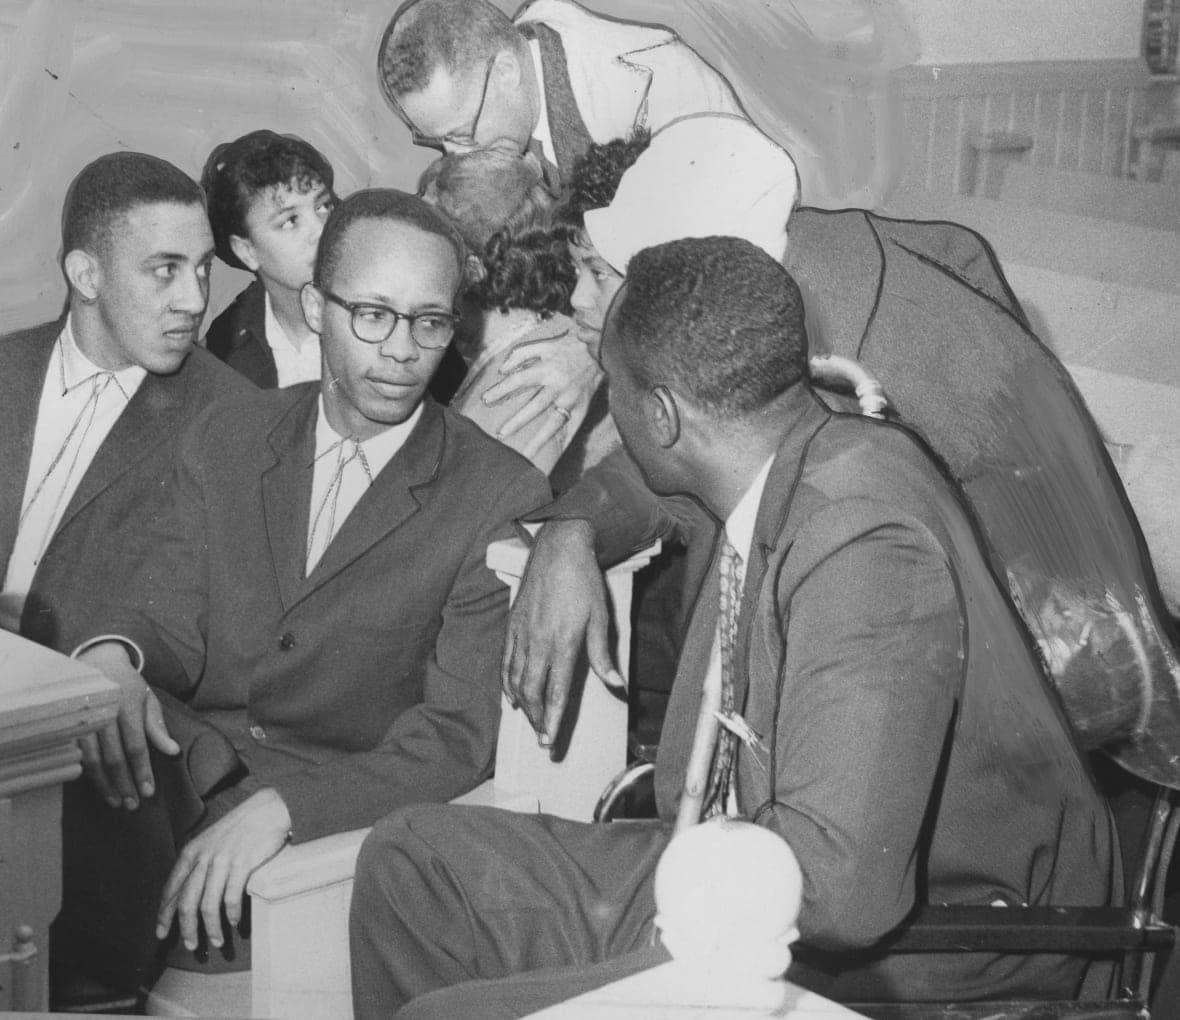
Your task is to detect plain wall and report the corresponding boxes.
[902,0,1143,64]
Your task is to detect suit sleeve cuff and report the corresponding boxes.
[71,634,146,673]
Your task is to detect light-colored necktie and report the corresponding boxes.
[704,536,745,817]
[19,368,115,564]
[306,437,372,574]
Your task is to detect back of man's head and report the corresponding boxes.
[61,151,204,263]
[378,0,519,105]
[610,236,810,417]
[314,187,468,292]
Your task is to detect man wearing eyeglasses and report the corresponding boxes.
[377,0,744,189]
[65,189,550,993]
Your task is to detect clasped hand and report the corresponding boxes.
[482,328,602,457]
[156,788,291,951]
[500,519,624,746]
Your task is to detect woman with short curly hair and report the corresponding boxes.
[421,148,597,475]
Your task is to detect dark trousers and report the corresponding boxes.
[349,804,673,1019]
[52,703,251,992]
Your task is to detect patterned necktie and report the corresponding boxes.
[19,368,115,564]
[306,436,372,574]
[704,536,745,817]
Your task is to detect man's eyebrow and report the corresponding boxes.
[142,250,190,263]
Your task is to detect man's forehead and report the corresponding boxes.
[333,217,460,292]
[107,200,212,254]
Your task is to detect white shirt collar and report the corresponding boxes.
[724,455,776,572]
[527,37,557,165]
[59,315,147,400]
[313,395,424,477]
[263,291,294,352]
[264,291,323,387]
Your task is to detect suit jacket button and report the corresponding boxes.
[249,724,267,741]
[278,632,296,650]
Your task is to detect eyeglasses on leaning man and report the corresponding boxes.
[319,289,461,349]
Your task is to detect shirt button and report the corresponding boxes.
[278,632,296,650]
[249,724,268,741]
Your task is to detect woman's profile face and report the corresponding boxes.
[569,238,624,357]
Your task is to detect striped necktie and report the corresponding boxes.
[19,368,115,564]
[305,436,372,574]
[703,536,745,817]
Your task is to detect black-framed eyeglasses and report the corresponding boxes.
[397,56,496,150]
[321,290,460,349]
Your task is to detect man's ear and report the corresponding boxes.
[300,282,325,335]
[648,385,681,449]
[64,249,100,302]
[228,234,260,273]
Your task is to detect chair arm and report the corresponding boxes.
[885,905,1175,955]
[594,762,656,822]
[246,827,371,903]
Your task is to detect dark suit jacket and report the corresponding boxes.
[551,207,1177,779]
[0,320,249,652]
[203,279,279,389]
[651,389,1114,999]
[85,384,551,841]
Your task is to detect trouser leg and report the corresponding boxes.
[52,776,177,991]
[349,804,672,1019]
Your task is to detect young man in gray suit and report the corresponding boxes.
[57,189,549,998]
[0,152,247,649]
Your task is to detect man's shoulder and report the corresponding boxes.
[437,404,547,486]
[0,319,61,367]
[786,413,956,532]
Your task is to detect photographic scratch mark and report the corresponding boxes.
[44,67,59,80]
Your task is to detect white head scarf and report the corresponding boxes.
[583,114,799,274]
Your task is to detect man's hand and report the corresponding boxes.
[156,788,291,952]
[501,519,623,746]
[78,642,179,810]
[483,329,602,442]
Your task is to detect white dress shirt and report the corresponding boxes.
[264,292,322,388]
[4,318,146,596]
[527,37,559,167]
[706,454,775,816]
[305,397,422,574]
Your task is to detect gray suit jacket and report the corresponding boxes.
[653,388,1114,999]
[84,385,551,841]
[0,320,249,652]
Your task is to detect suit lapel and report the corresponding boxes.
[0,326,57,573]
[54,367,186,538]
[731,390,832,716]
[261,388,318,612]
[302,400,446,599]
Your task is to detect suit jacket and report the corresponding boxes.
[85,384,551,842]
[514,0,743,175]
[651,388,1113,999]
[0,320,250,653]
[549,207,1179,780]
[203,279,279,389]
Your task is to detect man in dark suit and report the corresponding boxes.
[61,189,550,993]
[349,238,1112,1017]
[0,151,248,650]
[377,0,742,190]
